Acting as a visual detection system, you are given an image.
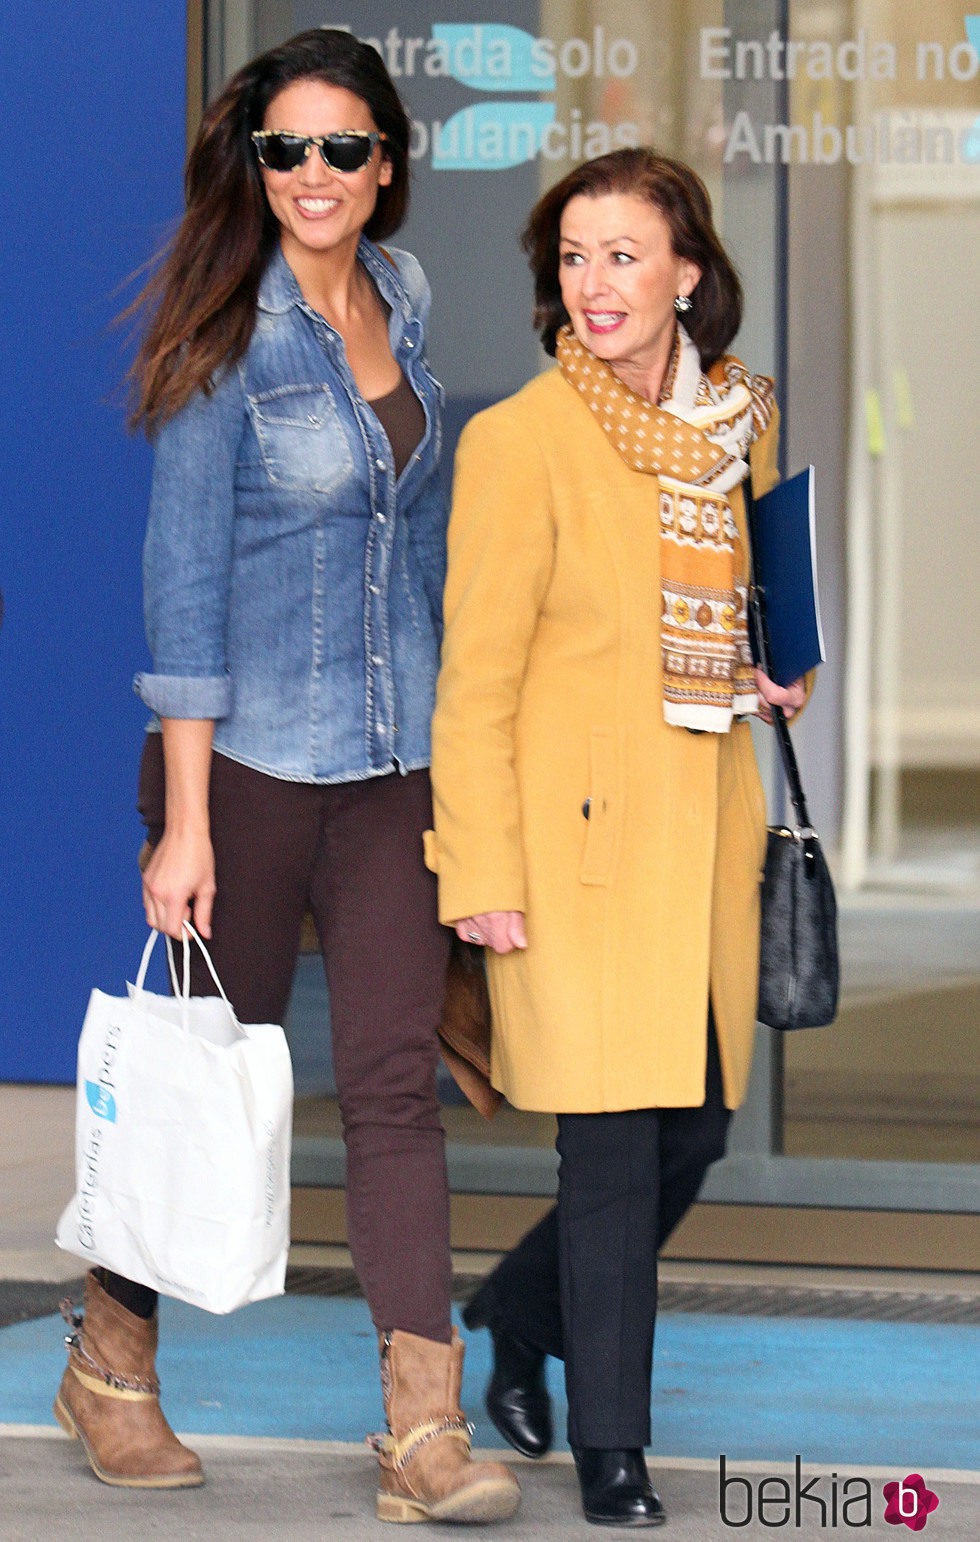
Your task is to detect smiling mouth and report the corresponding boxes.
[295,197,340,216]
[583,311,626,332]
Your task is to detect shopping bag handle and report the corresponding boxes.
[134,928,163,995]
[175,922,236,1015]
[133,924,240,1032]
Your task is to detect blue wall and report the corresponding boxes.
[0,5,188,1080]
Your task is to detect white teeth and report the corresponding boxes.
[586,312,622,324]
[297,198,338,212]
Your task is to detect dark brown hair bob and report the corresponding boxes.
[130,29,411,430]
[521,147,743,367]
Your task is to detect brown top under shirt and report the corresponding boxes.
[368,372,426,478]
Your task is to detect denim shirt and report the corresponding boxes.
[133,239,446,783]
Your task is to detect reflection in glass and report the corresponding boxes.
[783,0,980,1163]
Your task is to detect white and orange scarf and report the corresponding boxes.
[557,324,775,733]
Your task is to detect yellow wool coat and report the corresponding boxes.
[427,365,780,1114]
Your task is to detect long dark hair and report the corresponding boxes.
[522,148,743,367]
[129,29,411,431]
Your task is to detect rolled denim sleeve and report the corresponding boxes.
[133,365,245,720]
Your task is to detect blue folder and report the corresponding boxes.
[750,465,825,686]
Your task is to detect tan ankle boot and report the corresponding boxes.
[371,1327,520,1523]
[53,1271,203,1488]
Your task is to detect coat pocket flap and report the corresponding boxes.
[422,828,439,873]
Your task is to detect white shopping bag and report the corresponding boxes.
[56,926,293,1314]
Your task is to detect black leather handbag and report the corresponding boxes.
[745,477,840,1030]
[756,707,840,1029]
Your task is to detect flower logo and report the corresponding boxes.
[883,1474,940,1531]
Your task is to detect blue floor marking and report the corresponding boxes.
[3,1297,976,1471]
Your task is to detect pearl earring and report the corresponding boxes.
[674,293,694,315]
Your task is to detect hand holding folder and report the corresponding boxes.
[746,465,825,686]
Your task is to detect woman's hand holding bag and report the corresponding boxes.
[56,924,293,1313]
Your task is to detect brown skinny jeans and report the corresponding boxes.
[110,738,453,1341]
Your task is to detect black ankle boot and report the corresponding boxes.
[462,1278,553,1458]
[572,1447,666,1527]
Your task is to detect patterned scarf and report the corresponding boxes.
[557,324,775,733]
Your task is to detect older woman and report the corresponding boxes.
[429,149,803,1527]
[52,28,519,1525]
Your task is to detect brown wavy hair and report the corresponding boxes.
[128,29,411,432]
[521,148,743,367]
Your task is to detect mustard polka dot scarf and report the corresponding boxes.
[557,324,775,733]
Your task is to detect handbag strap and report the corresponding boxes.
[743,473,816,843]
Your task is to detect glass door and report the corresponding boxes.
[209,0,980,1250]
[777,0,980,1177]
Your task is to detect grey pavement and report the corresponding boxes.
[3,1085,977,1539]
[1,1435,978,1542]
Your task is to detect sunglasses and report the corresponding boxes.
[251,129,387,174]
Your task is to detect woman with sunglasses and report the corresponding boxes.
[52,28,519,1525]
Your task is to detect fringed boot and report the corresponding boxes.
[370,1327,520,1523]
[53,1270,203,1488]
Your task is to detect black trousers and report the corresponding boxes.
[487,1021,731,1447]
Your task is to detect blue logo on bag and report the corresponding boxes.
[85,1080,116,1122]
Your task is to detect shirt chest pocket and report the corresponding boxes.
[248,384,354,496]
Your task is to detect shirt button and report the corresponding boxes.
[369,584,380,595]
[371,654,383,666]
[375,512,386,523]
[375,458,386,470]
[404,338,415,349]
